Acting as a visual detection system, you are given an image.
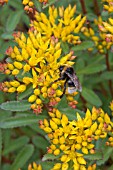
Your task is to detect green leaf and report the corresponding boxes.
[3,129,11,149]
[32,136,49,151]
[100,71,113,80]
[0,109,12,121]
[71,41,95,51]
[97,147,113,166]
[42,153,61,161]
[86,13,97,21]
[30,124,46,136]
[1,32,14,40]
[0,115,47,129]
[6,10,23,32]
[8,0,23,9]
[101,11,109,17]
[33,0,42,12]
[41,161,54,170]
[3,136,29,155]
[1,164,11,170]
[61,42,70,54]
[82,88,102,107]
[0,100,31,112]
[21,14,30,27]
[77,64,106,75]
[59,107,85,120]
[84,152,103,161]
[0,130,2,164]
[10,144,34,170]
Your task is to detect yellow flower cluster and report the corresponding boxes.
[27,162,96,170]
[22,0,34,13]
[1,30,78,114]
[98,17,113,45]
[81,17,113,53]
[31,5,86,44]
[40,107,113,170]
[103,0,113,12]
[0,0,8,5]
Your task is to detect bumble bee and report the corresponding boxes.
[53,65,82,98]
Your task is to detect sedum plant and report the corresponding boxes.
[0,0,113,170]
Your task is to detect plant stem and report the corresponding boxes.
[105,51,113,97]
[80,95,87,111]
[93,0,100,16]
[80,0,87,14]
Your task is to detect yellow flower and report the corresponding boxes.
[40,107,113,170]
[28,95,37,103]
[14,61,23,69]
[17,85,26,93]
[50,120,58,130]
[82,16,113,54]
[53,148,60,155]
[103,0,113,12]
[31,5,86,45]
[51,163,61,170]
[10,81,20,87]
[3,30,78,114]
[8,87,16,93]
[12,69,19,75]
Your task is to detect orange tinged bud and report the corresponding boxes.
[29,1,34,7]
[31,104,36,109]
[5,69,11,74]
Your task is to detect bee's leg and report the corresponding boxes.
[60,79,68,98]
[52,77,64,84]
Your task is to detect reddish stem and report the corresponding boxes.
[80,0,87,14]
[93,0,100,16]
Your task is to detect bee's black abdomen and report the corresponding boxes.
[68,80,75,87]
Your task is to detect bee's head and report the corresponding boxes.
[59,65,65,72]
[66,67,74,74]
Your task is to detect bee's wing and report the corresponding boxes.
[65,71,82,92]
